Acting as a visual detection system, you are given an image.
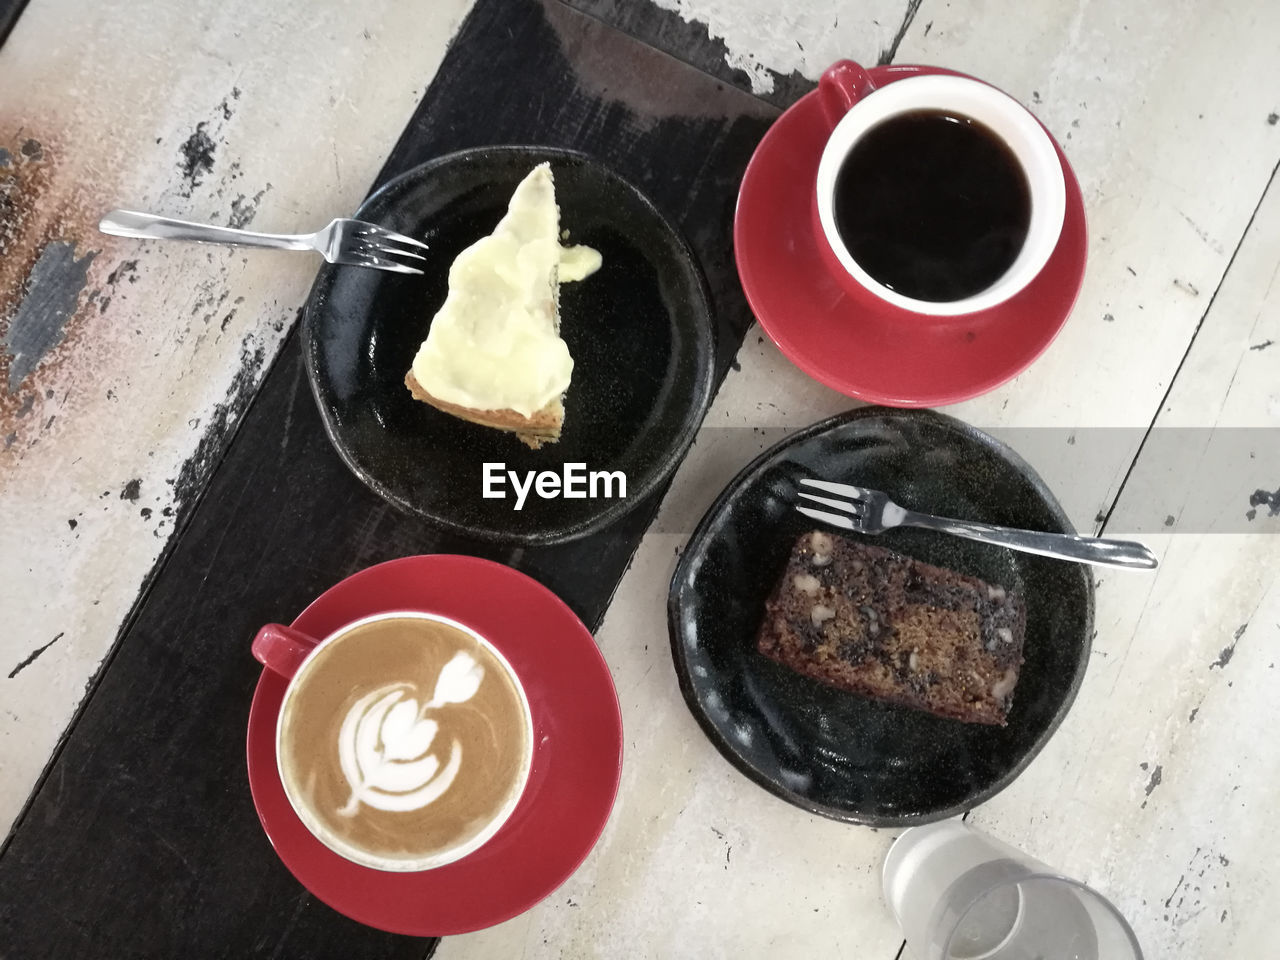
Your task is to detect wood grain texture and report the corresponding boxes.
[659,0,1280,533]
[0,1,773,956]
[567,0,915,106]
[969,168,1280,958]
[0,0,474,839]
[441,1,1280,956]
[0,340,443,960]
[2,0,1276,956]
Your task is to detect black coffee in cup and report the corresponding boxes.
[833,110,1031,303]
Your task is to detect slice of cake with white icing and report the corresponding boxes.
[405,162,601,448]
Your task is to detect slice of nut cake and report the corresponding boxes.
[757,531,1026,725]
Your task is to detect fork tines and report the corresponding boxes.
[795,492,864,532]
[795,505,858,531]
[796,478,869,532]
[799,478,871,499]
[353,221,431,252]
[344,220,429,275]
[346,252,425,275]
[797,491,864,515]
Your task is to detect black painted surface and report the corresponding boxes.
[0,0,774,956]
[566,0,819,109]
[670,408,1094,824]
[306,146,715,544]
[0,343,442,960]
[381,0,774,376]
[0,0,29,51]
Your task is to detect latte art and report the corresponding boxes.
[277,615,532,871]
[337,651,484,816]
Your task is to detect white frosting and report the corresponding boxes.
[336,651,484,816]
[409,163,601,417]
[558,244,602,282]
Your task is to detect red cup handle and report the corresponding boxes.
[819,59,876,128]
[252,623,319,679]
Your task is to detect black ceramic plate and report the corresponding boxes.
[669,408,1094,825]
[302,146,714,544]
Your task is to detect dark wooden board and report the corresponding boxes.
[565,0,930,108]
[564,0,819,109]
[0,1,775,956]
[0,0,29,50]
[381,0,776,374]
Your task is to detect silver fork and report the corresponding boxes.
[98,210,428,275]
[797,479,1158,570]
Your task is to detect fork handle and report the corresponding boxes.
[98,210,313,251]
[901,510,1158,569]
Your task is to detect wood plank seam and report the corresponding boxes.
[1097,155,1280,538]
[878,0,925,66]
[0,2,782,953]
[5,0,1271,953]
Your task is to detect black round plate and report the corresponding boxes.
[302,146,715,544]
[668,408,1094,825]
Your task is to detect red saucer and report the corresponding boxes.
[734,64,1087,407]
[246,555,623,936]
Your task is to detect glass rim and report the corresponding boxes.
[945,872,1144,960]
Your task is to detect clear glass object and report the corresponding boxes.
[883,820,1143,960]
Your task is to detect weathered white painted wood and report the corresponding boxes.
[443,0,1280,956]
[658,0,1280,527]
[904,0,1280,436]
[651,0,914,94]
[0,0,475,836]
[969,171,1280,958]
[2,0,1276,956]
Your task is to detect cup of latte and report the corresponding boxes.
[252,611,534,872]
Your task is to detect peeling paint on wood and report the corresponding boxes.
[1209,623,1247,669]
[649,0,907,96]
[967,158,1280,958]
[1144,764,1163,796]
[522,3,1280,959]
[7,632,62,679]
[569,0,910,106]
[0,0,476,837]
[0,0,1276,956]
[3,241,97,391]
[1248,486,1279,517]
[227,185,270,229]
[177,122,216,195]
